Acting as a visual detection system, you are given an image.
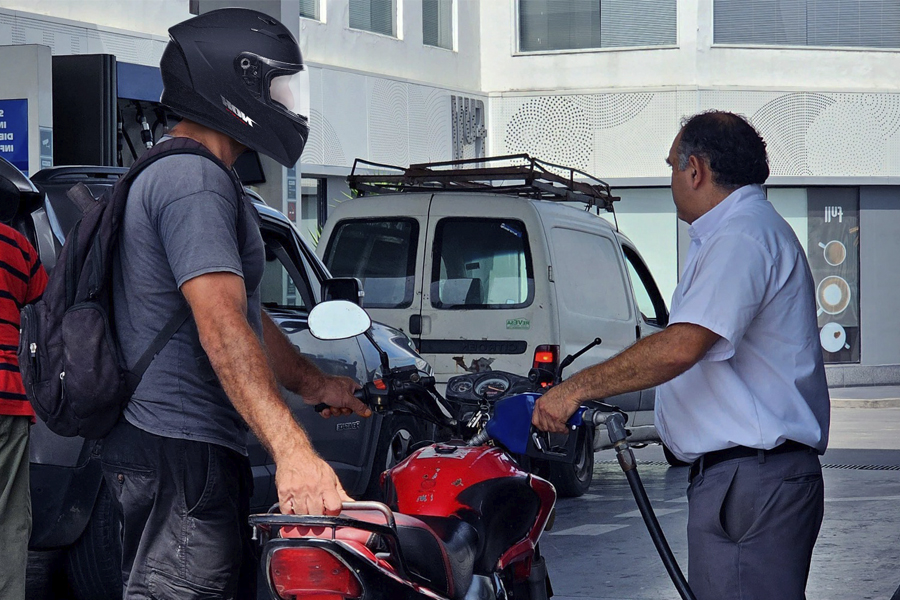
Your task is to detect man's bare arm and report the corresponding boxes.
[261,311,370,418]
[181,272,348,515]
[533,323,720,433]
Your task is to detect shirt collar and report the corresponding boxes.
[687,184,763,243]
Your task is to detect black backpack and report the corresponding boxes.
[19,137,244,439]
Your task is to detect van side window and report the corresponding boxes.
[550,227,632,321]
[622,245,669,327]
[431,218,534,309]
[260,230,315,310]
[321,219,419,309]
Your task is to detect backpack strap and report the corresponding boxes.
[119,137,249,387]
[126,304,193,388]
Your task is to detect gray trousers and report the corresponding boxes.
[0,415,31,600]
[686,447,824,600]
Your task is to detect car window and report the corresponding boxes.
[622,245,668,327]
[322,219,418,309]
[260,229,315,311]
[431,218,534,309]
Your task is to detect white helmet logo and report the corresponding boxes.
[221,96,256,127]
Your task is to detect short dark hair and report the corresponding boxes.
[677,111,769,189]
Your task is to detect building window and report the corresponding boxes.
[423,0,453,49]
[299,0,319,20]
[518,0,677,52]
[350,0,396,37]
[714,0,900,48]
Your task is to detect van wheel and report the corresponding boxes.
[364,415,421,501]
[66,483,122,600]
[546,427,594,498]
[662,444,690,467]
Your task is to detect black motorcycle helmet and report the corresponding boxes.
[160,8,309,167]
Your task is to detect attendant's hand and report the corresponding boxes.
[532,383,581,434]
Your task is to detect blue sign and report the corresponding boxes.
[0,99,29,175]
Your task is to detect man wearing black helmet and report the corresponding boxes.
[100,9,369,599]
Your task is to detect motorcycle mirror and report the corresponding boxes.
[308,300,372,340]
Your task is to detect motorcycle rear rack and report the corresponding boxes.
[249,501,411,579]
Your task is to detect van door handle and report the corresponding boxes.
[635,325,641,340]
[409,315,423,335]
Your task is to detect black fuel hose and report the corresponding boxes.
[585,409,697,600]
[618,451,696,600]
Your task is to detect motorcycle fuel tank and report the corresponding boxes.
[386,443,528,517]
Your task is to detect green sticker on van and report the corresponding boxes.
[506,318,531,330]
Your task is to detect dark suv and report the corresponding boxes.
[0,157,429,598]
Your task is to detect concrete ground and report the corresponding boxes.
[28,388,900,600]
[544,397,900,600]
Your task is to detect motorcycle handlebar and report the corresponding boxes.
[312,387,369,414]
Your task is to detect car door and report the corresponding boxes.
[543,217,643,413]
[418,195,549,384]
[620,239,669,412]
[255,216,379,504]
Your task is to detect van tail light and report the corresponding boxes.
[269,546,363,600]
[532,345,559,373]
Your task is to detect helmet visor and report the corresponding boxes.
[268,69,309,123]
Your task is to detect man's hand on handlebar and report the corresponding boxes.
[532,382,582,434]
[303,375,372,419]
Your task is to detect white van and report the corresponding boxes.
[317,157,673,495]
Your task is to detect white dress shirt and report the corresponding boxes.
[656,185,830,462]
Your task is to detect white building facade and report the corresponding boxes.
[1,0,898,380]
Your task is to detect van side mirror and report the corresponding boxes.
[0,176,22,223]
[322,277,364,306]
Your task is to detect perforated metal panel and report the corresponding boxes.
[367,78,409,166]
[409,86,452,164]
[0,11,165,66]
[493,90,900,179]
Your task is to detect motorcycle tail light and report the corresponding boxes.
[532,345,559,372]
[269,546,363,600]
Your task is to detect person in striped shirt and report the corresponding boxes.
[0,222,47,600]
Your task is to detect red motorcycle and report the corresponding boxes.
[249,301,584,600]
[250,301,696,600]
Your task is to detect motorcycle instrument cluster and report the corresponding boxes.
[447,372,530,402]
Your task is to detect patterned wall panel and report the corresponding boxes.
[494,90,900,180]
[408,85,451,164]
[0,11,164,65]
[495,92,678,178]
[319,69,368,168]
[367,79,409,167]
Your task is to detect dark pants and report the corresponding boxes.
[686,447,824,600]
[0,415,30,600]
[101,421,256,600]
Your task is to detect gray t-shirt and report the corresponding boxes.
[113,151,265,455]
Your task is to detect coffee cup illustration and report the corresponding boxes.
[819,322,850,353]
[816,275,851,316]
[818,240,846,266]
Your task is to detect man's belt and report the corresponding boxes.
[689,440,816,481]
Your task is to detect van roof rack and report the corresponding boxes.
[347,154,619,212]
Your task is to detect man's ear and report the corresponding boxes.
[687,155,707,190]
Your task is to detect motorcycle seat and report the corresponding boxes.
[455,477,541,573]
[395,514,478,600]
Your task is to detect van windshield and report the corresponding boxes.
[322,219,418,309]
[431,218,534,309]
